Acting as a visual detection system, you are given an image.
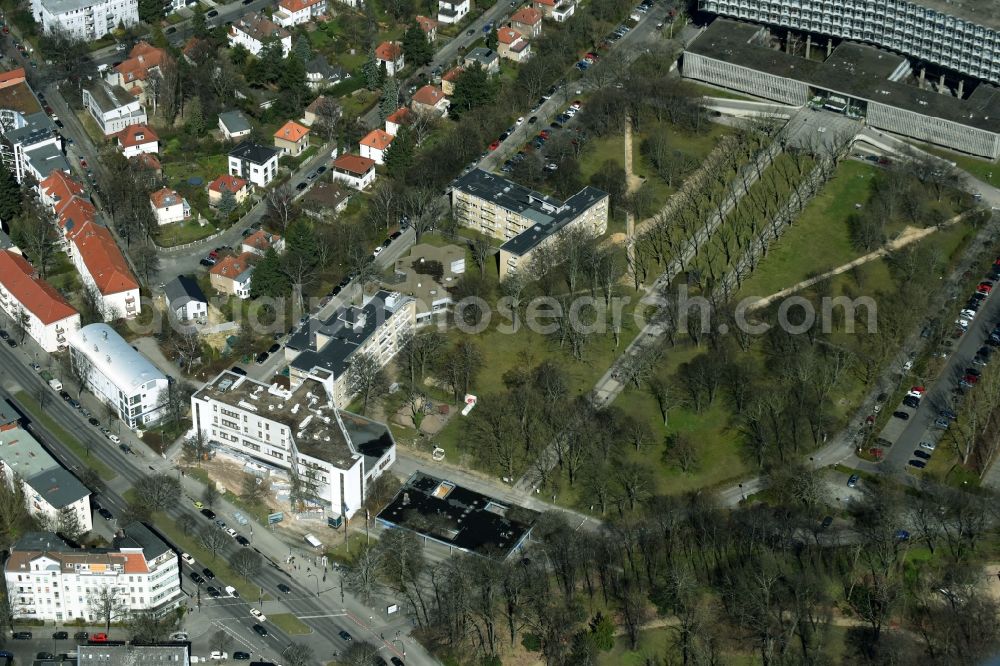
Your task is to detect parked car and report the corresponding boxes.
[189,571,205,584]
[255,352,269,364]
[181,553,195,565]
[892,411,910,420]
[920,441,937,451]
[236,535,250,546]
[908,459,927,469]
[98,507,113,520]
[913,450,932,460]
[202,568,215,579]
[52,631,68,640]
[201,508,216,520]
[932,418,950,429]
[12,631,31,639]
[902,395,920,409]
[107,433,120,444]
[234,652,251,661]
[847,475,859,488]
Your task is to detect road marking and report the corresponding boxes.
[211,619,256,650]
[296,613,347,619]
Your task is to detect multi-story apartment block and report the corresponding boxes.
[274,0,326,27]
[285,290,416,406]
[0,424,92,535]
[683,19,1000,159]
[0,69,68,184]
[190,369,397,521]
[68,324,169,429]
[31,0,139,41]
[699,0,1000,86]
[228,142,280,187]
[0,249,79,352]
[82,81,146,136]
[5,523,182,622]
[449,169,609,278]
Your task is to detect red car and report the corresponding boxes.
[978,282,993,294]
[489,140,500,151]
[538,130,551,139]
[208,249,219,259]
[2,27,8,34]
[79,158,87,168]
[964,374,980,385]
[908,386,926,395]
[91,633,109,643]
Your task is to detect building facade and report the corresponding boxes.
[699,0,1000,86]
[331,154,376,190]
[228,12,292,57]
[0,249,79,352]
[31,0,139,41]
[228,142,280,187]
[359,128,394,165]
[437,0,469,23]
[190,370,397,521]
[68,324,169,429]
[82,81,146,136]
[5,524,182,622]
[210,253,255,299]
[150,187,191,225]
[274,0,326,27]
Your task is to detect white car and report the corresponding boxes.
[372,246,383,258]
[181,553,195,566]
[250,608,266,622]
[902,360,913,372]
[170,632,189,641]
[210,651,228,660]
[226,528,238,538]
[224,585,238,597]
[515,116,524,125]
[920,441,937,451]
[107,433,120,444]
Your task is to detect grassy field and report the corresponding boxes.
[924,146,1000,189]
[268,613,313,635]
[737,159,878,299]
[156,218,218,247]
[14,391,117,481]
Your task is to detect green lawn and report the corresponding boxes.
[14,391,117,482]
[924,146,1000,189]
[156,218,218,247]
[737,159,878,299]
[268,613,313,635]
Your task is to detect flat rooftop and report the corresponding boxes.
[287,290,410,380]
[0,80,41,116]
[688,18,1000,133]
[377,472,539,558]
[194,370,393,469]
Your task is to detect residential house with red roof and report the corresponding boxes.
[441,66,463,96]
[375,41,404,76]
[229,13,292,57]
[150,188,191,225]
[274,0,326,27]
[510,7,543,36]
[210,252,256,299]
[331,154,376,190]
[360,129,394,165]
[410,85,449,116]
[415,15,439,42]
[208,174,249,208]
[0,249,80,352]
[116,124,158,158]
[497,27,532,62]
[385,107,411,136]
[107,42,167,103]
[241,230,285,257]
[534,0,575,21]
[71,223,141,320]
[274,120,311,156]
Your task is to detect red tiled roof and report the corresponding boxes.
[279,0,324,12]
[511,7,542,24]
[120,553,149,574]
[55,197,97,238]
[360,129,394,151]
[116,42,167,84]
[71,223,139,296]
[208,174,248,194]
[116,124,158,149]
[442,66,463,82]
[150,187,184,209]
[386,107,411,126]
[130,153,161,172]
[39,170,84,208]
[332,154,375,175]
[411,85,446,107]
[415,15,439,33]
[375,41,402,62]
[0,250,77,325]
[210,252,255,278]
[243,229,280,251]
[274,120,310,143]
[0,68,26,87]
[497,27,523,45]
[233,13,290,43]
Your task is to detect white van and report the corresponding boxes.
[304,533,322,549]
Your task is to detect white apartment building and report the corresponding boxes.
[68,324,169,430]
[274,0,326,27]
[330,154,376,190]
[449,169,609,278]
[82,81,146,136]
[228,12,292,57]
[5,523,182,622]
[699,0,1000,86]
[190,370,397,521]
[150,187,191,225]
[228,142,280,188]
[31,0,139,41]
[285,290,416,407]
[0,70,68,184]
[437,0,469,23]
[0,249,80,352]
[0,425,92,535]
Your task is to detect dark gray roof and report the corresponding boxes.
[687,19,1000,134]
[377,472,538,558]
[465,48,499,67]
[451,169,608,257]
[24,142,70,178]
[113,521,171,559]
[306,55,348,82]
[0,228,13,251]
[0,400,18,427]
[229,140,279,165]
[24,467,89,509]
[84,80,137,113]
[12,532,76,553]
[218,110,252,134]
[164,275,206,310]
[288,290,408,379]
[6,111,58,146]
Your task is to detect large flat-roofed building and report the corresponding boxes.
[449,169,609,279]
[683,19,1000,159]
[68,323,169,430]
[5,523,182,622]
[31,0,139,41]
[0,426,92,535]
[285,290,415,406]
[82,81,146,136]
[698,0,1000,86]
[190,370,396,521]
[377,472,538,559]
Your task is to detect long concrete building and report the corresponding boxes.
[683,19,1000,159]
[698,0,1000,86]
